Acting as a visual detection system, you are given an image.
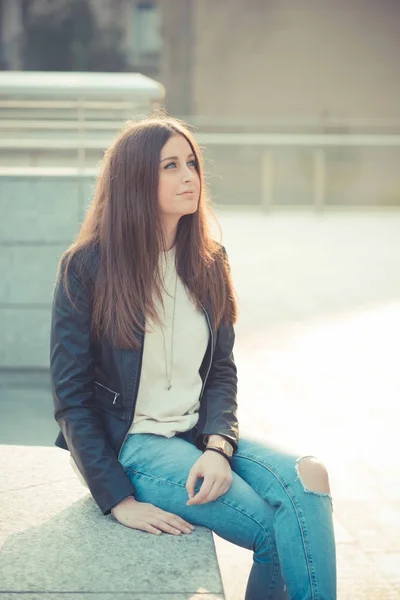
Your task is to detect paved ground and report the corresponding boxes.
[1,209,400,599]
[213,209,400,600]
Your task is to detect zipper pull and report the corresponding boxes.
[112,393,120,405]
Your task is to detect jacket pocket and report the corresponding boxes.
[94,381,121,407]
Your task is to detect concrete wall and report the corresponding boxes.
[1,176,95,368]
[3,0,399,125]
[161,0,400,124]
[159,0,400,208]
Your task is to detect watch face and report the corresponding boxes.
[206,439,233,457]
[223,442,233,457]
[216,441,233,456]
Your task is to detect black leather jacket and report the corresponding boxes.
[50,245,239,515]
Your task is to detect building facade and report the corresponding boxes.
[1,0,399,129]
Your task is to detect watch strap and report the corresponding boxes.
[203,435,233,452]
[204,447,232,463]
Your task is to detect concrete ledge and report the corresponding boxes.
[0,445,225,599]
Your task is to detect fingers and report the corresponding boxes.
[145,509,196,536]
[187,479,232,505]
[152,518,194,536]
[159,513,196,534]
[187,479,222,505]
[141,523,163,535]
[187,477,213,505]
[192,480,218,505]
[113,500,196,537]
[137,517,195,537]
[186,469,199,500]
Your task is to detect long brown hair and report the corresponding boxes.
[61,114,238,350]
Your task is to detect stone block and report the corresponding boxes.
[0,445,224,599]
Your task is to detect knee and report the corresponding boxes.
[296,456,331,495]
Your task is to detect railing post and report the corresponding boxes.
[77,97,86,222]
[261,150,274,212]
[313,148,326,213]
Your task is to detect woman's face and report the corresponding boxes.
[158,134,200,221]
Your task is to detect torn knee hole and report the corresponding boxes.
[296,456,331,495]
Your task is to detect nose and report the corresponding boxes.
[182,164,195,183]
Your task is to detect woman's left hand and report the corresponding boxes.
[185,451,233,505]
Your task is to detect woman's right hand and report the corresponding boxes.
[111,496,195,536]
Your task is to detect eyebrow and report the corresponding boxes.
[160,153,195,163]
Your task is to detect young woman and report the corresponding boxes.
[50,115,337,599]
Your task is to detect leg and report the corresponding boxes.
[231,436,337,600]
[119,432,287,600]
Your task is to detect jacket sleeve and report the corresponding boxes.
[50,254,136,515]
[195,247,239,453]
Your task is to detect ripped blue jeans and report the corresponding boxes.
[119,427,337,600]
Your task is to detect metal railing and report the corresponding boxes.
[0,71,399,210]
[1,129,400,210]
[0,71,166,210]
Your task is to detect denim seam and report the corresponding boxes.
[124,466,280,598]
[233,452,318,600]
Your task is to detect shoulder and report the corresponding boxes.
[60,242,100,285]
[211,240,227,257]
[215,243,230,268]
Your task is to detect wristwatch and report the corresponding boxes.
[204,437,234,459]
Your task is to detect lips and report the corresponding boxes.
[179,190,196,195]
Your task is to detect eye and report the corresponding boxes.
[163,159,197,170]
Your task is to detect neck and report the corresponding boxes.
[162,219,178,251]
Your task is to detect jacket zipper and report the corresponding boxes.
[117,334,145,462]
[94,380,120,405]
